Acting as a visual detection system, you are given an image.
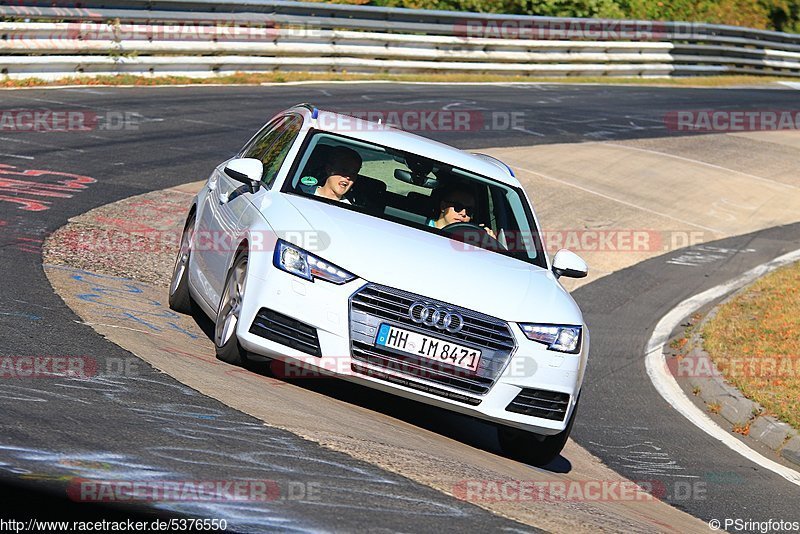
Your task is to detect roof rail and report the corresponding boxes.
[294,102,319,119]
[472,153,515,178]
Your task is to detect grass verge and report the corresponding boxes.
[702,261,800,430]
[2,72,799,89]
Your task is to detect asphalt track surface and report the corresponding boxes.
[1,83,799,530]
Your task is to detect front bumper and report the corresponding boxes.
[238,266,586,435]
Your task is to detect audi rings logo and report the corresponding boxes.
[409,302,464,333]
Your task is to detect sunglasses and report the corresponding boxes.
[330,168,359,179]
[445,201,475,217]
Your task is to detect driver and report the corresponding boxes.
[427,186,496,238]
[300,146,362,204]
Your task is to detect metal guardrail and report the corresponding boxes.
[1,1,799,79]
[6,0,800,43]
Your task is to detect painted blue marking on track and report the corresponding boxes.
[166,322,199,340]
[117,312,162,332]
[49,265,197,340]
[0,311,42,321]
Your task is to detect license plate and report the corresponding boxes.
[375,324,481,372]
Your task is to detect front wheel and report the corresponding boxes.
[169,213,195,314]
[214,252,250,366]
[497,395,579,467]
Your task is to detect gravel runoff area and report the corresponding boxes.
[44,184,197,288]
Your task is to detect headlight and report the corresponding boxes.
[273,239,356,285]
[519,324,582,353]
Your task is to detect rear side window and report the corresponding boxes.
[242,114,303,187]
[241,117,283,158]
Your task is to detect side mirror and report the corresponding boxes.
[224,158,263,194]
[552,249,588,279]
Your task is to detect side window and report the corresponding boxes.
[241,117,285,159]
[259,116,302,187]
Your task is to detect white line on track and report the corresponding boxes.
[514,165,723,233]
[646,248,800,487]
[75,321,161,336]
[0,153,34,160]
[0,93,97,110]
[0,136,85,153]
[511,126,545,137]
[59,88,114,95]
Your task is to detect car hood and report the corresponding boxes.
[272,194,583,324]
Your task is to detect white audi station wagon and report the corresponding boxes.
[169,104,590,465]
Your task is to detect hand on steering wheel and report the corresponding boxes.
[479,224,496,239]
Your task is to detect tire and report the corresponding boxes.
[168,213,195,314]
[214,252,250,366]
[497,394,579,467]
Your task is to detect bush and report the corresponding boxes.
[368,0,799,33]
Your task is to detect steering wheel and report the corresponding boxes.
[440,222,503,251]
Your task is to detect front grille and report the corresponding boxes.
[506,388,570,421]
[352,285,515,352]
[351,363,482,406]
[249,308,321,356]
[349,284,516,400]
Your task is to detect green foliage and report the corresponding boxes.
[765,0,800,32]
[372,0,622,16]
[369,0,799,32]
[621,0,770,28]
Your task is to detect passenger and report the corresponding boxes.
[428,186,496,238]
[305,146,362,204]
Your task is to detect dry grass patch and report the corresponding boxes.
[2,72,799,89]
[702,261,800,430]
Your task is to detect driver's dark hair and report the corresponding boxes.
[326,146,362,174]
[430,182,474,218]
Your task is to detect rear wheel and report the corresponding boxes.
[214,252,250,366]
[169,213,195,314]
[497,395,579,467]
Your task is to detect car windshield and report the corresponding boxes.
[283,131,546,268]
